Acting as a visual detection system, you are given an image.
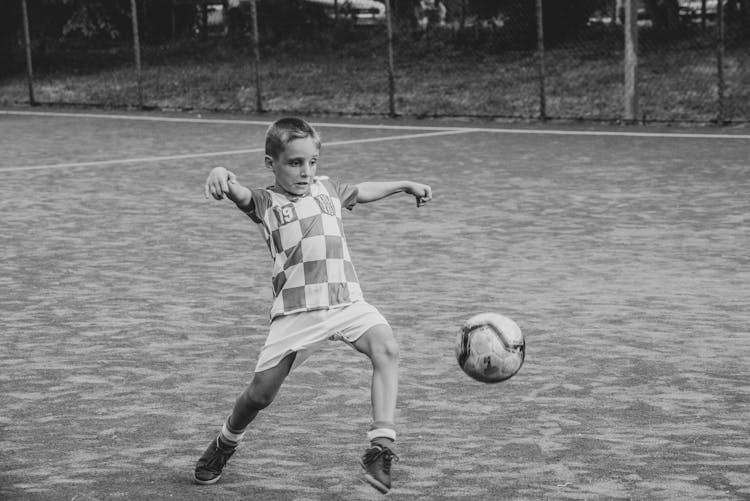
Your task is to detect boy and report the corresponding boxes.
[196,117,432,494]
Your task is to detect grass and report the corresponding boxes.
[1,36,748,123]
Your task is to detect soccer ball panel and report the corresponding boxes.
[456,313,525,383]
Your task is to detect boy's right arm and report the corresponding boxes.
[204,166,253,210]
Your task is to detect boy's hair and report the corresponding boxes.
[265,117,321,160]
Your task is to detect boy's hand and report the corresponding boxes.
[407,182,433,207]
[204,167,237,200]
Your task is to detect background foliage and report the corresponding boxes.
[1,0,749,122]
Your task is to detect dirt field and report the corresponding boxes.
[1,109,748,500]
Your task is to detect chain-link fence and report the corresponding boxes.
[1,0,748,123]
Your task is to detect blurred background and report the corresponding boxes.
[0,0,748,123]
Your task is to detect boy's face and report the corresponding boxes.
[266,136,319,197]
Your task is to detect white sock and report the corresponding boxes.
[220,420,246,446]
[367,427,397,443]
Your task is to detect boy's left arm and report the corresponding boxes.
[355,181,432,207]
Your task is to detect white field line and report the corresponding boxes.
[0,148,263,173]
[0,130,475,172]
[325,129,477,146]
[2,109,749,139]
[0,109,462,131]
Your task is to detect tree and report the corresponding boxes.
[60,2,128,42]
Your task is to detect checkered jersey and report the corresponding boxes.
[243,177,363,320]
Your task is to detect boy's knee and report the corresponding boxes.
[372,330,399,362]
[382,336,399,360]
[237,385,275,411]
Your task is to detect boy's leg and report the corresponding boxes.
[194,352,296,485]
[352,324,400,493]
[352,324,398,430]
[228,351,297,430]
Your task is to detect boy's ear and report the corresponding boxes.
[264,155,274,170]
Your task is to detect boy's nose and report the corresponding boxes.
[301,164,313,177]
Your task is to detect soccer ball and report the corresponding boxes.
[455,313,525,383]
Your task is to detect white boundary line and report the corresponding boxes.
[0,130,474,172]
[0,148,263,173]
[0,109,461,131]
[1,109,749,139]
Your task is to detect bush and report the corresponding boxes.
[257,0,332,45]
[500,0,600,47]
[0,1,22,76]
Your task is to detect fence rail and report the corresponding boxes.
[2,0,749,124]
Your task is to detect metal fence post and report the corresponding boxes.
[385,0,397,117]
[21,0,35,106]
[716,0,725,123]
[535,0,546,120]
[250,0,263,112]
[130,0,144,108]
[623,0,639,122]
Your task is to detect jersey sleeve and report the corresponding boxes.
[242,188,272,223]
[335,181,359,211]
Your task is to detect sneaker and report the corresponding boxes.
[360,445,399,494]
[194,436,237,485]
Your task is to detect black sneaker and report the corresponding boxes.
[194,436,237,485]
[360,445,399,494]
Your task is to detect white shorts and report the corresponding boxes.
[254,301,389,373]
